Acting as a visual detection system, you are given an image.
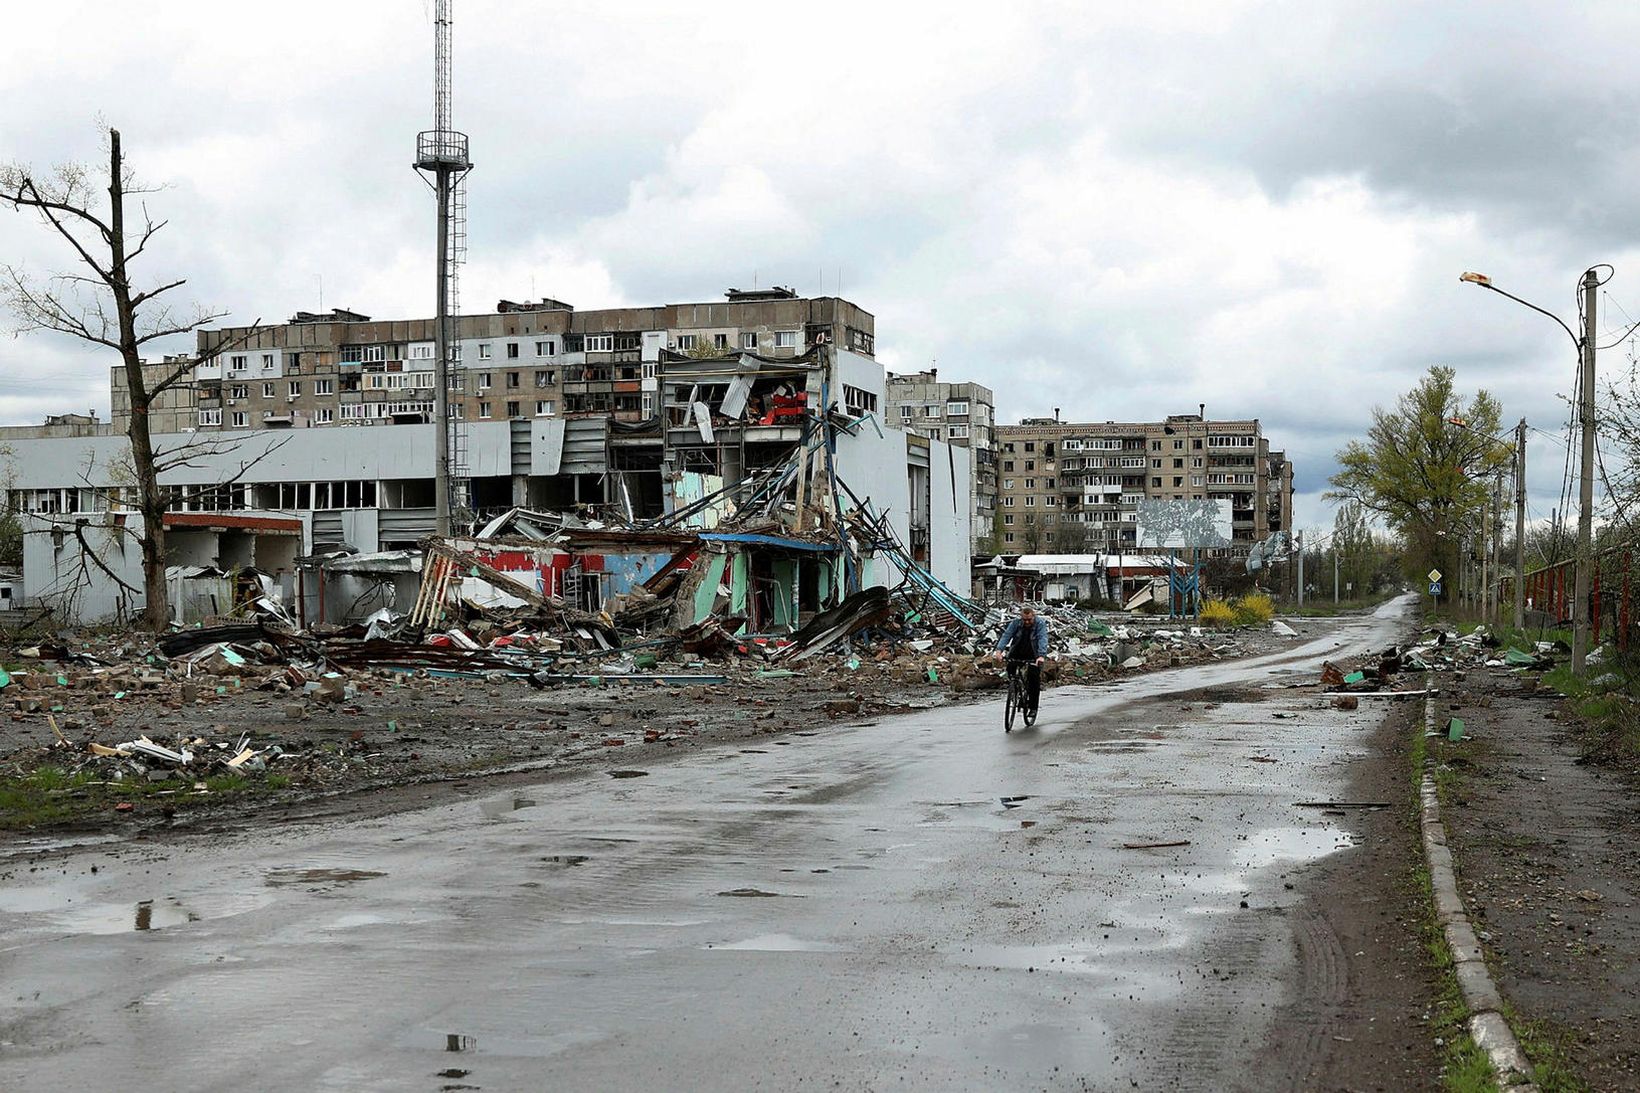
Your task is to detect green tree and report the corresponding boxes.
[1327,366,1511,593]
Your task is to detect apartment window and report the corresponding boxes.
[1151,458,1162,468]
[740,332,759,350]
[448,404,464,419]
[1003,514,1015,526]
[947,401,969,416]
[230,354,247,370]
[409,343,434,360]
[447,374,464,391]
[197,409,221,426]
[580,334,611,352]
[1173,458,1183,468]
[535,399,555,416]
[712,333,729,351]
[1025,478,1036,489]
[676,334,697,351]
[843,384,878,415]
[506,400,520,417]
[641,392,654,414]
[1151,477,1162,487]
[506,371,520,388]
[506,342,520,359]
[774,330,798,348]
[948,424,969,439]
[287,381,302,397]
[922,405,941,419]
[229,384,247,400]
[535,340,555,356]
[1150,440,1161,451]
[1004,533,1016,544]
[362,345,385,363]
[261,353,275,369]
[899,405,914,421]
[1193,438,1203,450]
[478,343,492,359]
[340,404,367,420]
[1003,460,1014,472]
[1003,496,1015,507]
[262,382,275,398]
[231,412,247,428]
[1173,476,1184,487]
[478,373,493,389]
[314,408,334,424]
[534,370,553,387]
[315,379,334,395]
[1024,496,1036,507]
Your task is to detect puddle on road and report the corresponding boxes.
[3,890,277,935]
[1233,826,1357,869]
[264,867,387,887]
[400,1027,601,1059]
[480,795,539,820]
[705,932,847,952]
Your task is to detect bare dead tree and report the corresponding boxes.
[1,128,262,629]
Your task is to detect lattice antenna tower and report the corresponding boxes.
[415,0,473,535]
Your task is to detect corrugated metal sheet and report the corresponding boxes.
[561,418,608,474]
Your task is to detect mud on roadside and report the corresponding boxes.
[1428,665,1640,1090]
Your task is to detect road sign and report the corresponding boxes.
[1427,569,1443,583]
[1429,581,1443,597]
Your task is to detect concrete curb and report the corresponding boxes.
[1421,689,1539,1090]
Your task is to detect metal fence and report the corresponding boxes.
[1505,546,1637,651]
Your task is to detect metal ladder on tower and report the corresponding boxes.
[446,175,471,524]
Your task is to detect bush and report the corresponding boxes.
[1200,599,1237,628]
[1233,592,1274,626]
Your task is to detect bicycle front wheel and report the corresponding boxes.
[1004,677,1017,733]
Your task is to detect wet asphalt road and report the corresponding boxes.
[0,597,1415,1092]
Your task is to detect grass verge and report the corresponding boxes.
[1412,696,1499,1092]
[0,764,289,829]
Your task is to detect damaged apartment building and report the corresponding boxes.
[2,289,972,624]
[991,413,1294,556]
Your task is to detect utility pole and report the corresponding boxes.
[1574,269,1599,672]
[1296,530,1305,608]
[1495,475,1502,620]
[1482,492,1495,620]
[1514,418,1527,631]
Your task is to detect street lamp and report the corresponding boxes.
[1446,416,1527,631]
[1461,268,1600,673]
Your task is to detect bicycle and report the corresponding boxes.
[1003,657,1038,733]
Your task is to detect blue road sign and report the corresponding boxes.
[1429,581,1442,596]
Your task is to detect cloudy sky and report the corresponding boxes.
[3,0,1638,534]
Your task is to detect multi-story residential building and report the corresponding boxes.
[884,370,997,551]
[111,289,875,436]
[992,413,1294,557]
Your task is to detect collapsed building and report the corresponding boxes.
[3,343,971,631]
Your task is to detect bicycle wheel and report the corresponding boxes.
[1003,674,1017,733]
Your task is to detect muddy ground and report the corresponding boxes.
[1430,663,1640,1090]
[1,618,1305,837]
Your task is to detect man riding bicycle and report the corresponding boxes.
[992,605,1047,718]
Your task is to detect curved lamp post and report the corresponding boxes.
[1460,269,1598,673]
